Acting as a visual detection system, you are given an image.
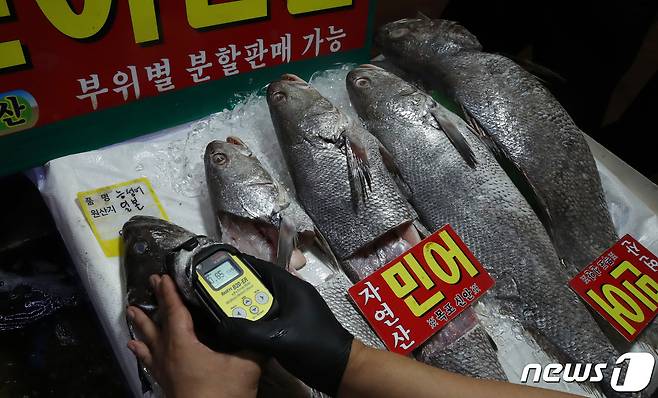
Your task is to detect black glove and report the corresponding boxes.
[219,255,354,396]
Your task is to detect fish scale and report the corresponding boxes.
[275,98,416,260]
[267,74,507,382]
[346,65,625,397]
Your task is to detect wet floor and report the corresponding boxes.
[0,174,129,397]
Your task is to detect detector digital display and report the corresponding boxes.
[191,244,277,322]
[204,259,241,290]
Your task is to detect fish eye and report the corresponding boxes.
[271,91,286,103]
[355,77,371,88]
[212,152,228,165]
[390,27,409,39]
[133,241,148,254]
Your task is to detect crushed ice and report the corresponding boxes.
[151,65,361,199]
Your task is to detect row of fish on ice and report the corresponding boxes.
[121,17,657,398]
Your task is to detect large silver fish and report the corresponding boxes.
[346,65,623,397]
[203,137,384,349]
[267,74,506,381]
[375,17,618,279]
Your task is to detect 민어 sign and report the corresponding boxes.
[569,234,658,342]
[348,225,495,355]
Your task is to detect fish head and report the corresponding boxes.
[204,137,260,192]
[376,18,481,61]
[204,137,287,223]
[122,216,197,313]
[346,64,425,121]
[267,74,344,147]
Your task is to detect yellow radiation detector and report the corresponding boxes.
[193,247,276,321]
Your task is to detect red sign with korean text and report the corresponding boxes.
[569,235,658,342]
[347,225,495,355]
[0,0,367,132]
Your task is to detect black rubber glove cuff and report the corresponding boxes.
[219,255,354,396]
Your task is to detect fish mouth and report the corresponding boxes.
[267,75,312,105]
[357,64,384,71]
[395,17,423,24]
[378,18,418,34]
[280,73,307,84]
[122,216,193,249]
[206,137,250,154]
[122,215,157,241]
[226,136,245,146]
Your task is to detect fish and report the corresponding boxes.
[121,215,216,394]
[267,73,506,381]
[204,137,316,271]
[121,215,318,398]
[267,74,418,262]
[122,215,199,316]
[375,17,618,281]
[203,137,385,349]
[346,64,625,397]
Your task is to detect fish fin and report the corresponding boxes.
[429,106,477,168]
[214,216,224,241]
[412,220,432,239]
[276,215,297,272]
[416,11,431,21]
[460,104,556,241]
[312,226,341,272]
[127,316,155,393]
[378,144,412,199]
[340,130,373,207]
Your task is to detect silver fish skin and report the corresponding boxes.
[205,138,315,239]
[267,74,506,382]
[204,137,384,350]
[375,18,618,278]
[346,65,623,397]
[267,74,417,261]
[316,272,385,350]
[204,138,315,269]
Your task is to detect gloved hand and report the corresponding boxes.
[219,255,354,396]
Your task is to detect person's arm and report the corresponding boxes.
[221,256,582,398]
[338,340,580,398]
[126,274,262,398]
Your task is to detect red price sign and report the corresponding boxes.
[348,225,495,355]
[569,235,658,342]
